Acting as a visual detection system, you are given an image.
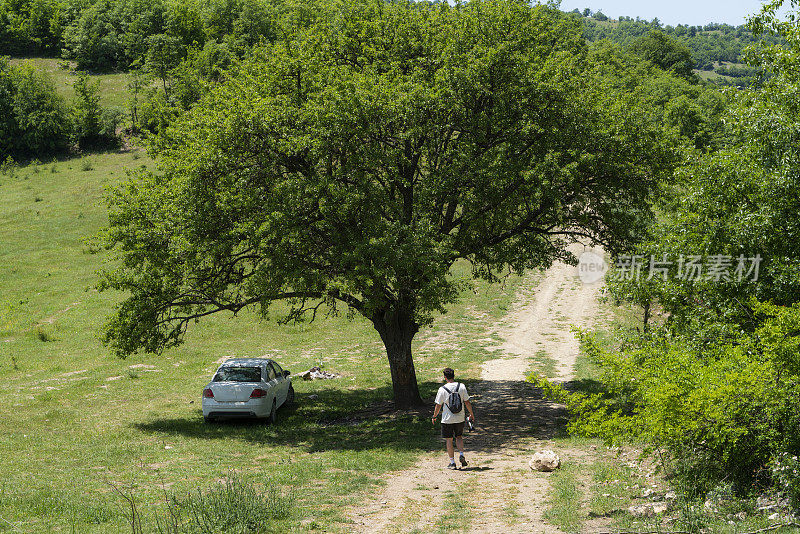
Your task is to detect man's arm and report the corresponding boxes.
[432,403,442,425]
[464,400,475,421]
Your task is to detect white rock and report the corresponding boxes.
[769,512,780,520]
[665,491,677,501]
[528,450,561,472]
[628,504,654,517]
[652,502,669,514]
[628,502,669,517]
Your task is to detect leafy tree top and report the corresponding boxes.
[99,0,676,405]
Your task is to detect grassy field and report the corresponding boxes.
[0,150,523,532]
[8,57,130,108]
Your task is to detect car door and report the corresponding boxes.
[263,362,279,407]
[270,362,288,406]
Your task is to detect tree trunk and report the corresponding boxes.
[373,308,424,408]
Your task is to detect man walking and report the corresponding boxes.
[432,367,475,469]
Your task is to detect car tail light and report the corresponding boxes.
[203,388,214,398]
[250,388,267,398]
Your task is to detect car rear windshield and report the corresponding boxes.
[213,366,261,382]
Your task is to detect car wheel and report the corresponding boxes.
[267,400,277,425]
[286,385,295,406]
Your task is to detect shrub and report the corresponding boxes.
[533,304,800,499]
[62,0,168,71]
[72,73,121,148]
[771,453,800,508]
[0,60,71,158]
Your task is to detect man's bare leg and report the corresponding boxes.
[445,437,455,461]
[456,436,468,466]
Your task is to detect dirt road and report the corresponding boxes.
[348,251,605,533]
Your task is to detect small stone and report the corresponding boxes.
[528,450,561,472]
[769,512,780,521]
[629,502,668,517]
[380,500,387,505]
[652,502,669,514]
[665,491,677,501]
[628,504,654,517]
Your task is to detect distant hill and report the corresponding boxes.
[566,9,784,87]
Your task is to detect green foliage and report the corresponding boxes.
[0,57,71,158]
[144,33,183,95]
[72,72,122,148]
[0,0,70,55]
[580,14,783,72]
[587,40,729,151]
[98,0,675,405]
[580,4,800,505]
[533,313,800,496]
[63,0,168,71]
[629,30,696,81]
[771,453,800,509]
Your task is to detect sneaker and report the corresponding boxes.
[459,455,468,467]
[447,461,457,469]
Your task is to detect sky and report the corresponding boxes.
[555,0,773,26]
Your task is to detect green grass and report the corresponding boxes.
[434,489,471,533]
[0,149,524,532]
[543,461,583,533]
[8,57,130,108]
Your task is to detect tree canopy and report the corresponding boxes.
[99,0,675,407]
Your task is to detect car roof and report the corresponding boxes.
[218,358,274,367]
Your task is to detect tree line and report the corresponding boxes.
[573,9,783,87]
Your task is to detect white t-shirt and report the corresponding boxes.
[435,382,470,424]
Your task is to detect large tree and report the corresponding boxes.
[99,0,674,407]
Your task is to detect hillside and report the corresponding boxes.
[0,150,540,531]
[568,10,782,86]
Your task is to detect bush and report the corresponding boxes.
[533,304,800,499]
[0,58,71,158]
[771,453,800,508]
[72,72,120,148]
[62,0,168,71]
[0,0,68,55]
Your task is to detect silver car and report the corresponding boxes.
[202,358,294,423]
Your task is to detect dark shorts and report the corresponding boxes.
[441,422,465,438]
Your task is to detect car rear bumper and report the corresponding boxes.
[202,399,270,419]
